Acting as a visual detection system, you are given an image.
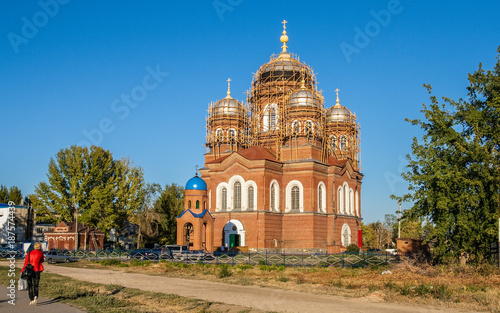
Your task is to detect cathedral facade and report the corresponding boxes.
[177,22,363,253]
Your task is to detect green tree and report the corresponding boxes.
[129,183,163,248]
[154,183,184,245]
[32,145,145,236]
[0,185,9,203]
[398,48,500,263]
[361,222,377,249]
[8,186,23,205]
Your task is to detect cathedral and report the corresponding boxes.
[177,21,363,253]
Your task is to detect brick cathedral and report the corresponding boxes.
[177,21,363,253]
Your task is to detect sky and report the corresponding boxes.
[1,0,499,223]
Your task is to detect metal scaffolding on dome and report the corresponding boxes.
[206,78,249,159]
[205,21,361,170]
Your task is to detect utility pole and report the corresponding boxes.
[398,200,401,239]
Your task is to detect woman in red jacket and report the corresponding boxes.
[22,242,44,305]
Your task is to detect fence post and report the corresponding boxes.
[283,250,286,266]
[301,250,304,267]
[386,251,388,265]
[266,250,268,265]
[342,252,344,268]
[232,252,235,266]
[248,251,250,265]
[363,251,366,268]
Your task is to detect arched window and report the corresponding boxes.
[344,184,349,214]
[216,128,223,142]
[233,181,241,210]
[291,186,300,211]
[342,224,351,246]
[330,135,337,151]
[292,120,300,135]
[222,187,227,211]
[269,107,276,130]
[188,200,191,209]
[270,184,276,211]
[305,120,313,136]
[196,200,200,209]
[318,186,322,210]
[263,104,278,132]
[229,129,236,142]
[340,135,347,150]
[337,186,344,214]
[349,189,354,215]
[318,182,326,213]
[247,185,254,210]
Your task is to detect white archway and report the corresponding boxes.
[223,219,246,249]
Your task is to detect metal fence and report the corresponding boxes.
[1,249,400,268]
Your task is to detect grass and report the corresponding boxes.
[4,258,500,312]
[0,266,261,312]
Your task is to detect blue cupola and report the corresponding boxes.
[185,174,207,191]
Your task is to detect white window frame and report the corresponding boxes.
[318,182,326,213]
[285,180,304,213]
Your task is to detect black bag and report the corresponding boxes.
[21,252,34,279]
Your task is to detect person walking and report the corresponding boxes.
[22,242,45,305]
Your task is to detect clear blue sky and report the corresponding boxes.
[1,1,499,223]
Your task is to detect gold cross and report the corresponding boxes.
[226,78,231,97]
[282,19,287,31]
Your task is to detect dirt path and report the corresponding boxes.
[35,264,466,313]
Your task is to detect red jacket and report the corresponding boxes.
[22,249,45,273]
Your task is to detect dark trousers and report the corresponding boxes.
[27,271,40,301]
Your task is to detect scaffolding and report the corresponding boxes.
[206,79,249,159]
[206,22,361,169]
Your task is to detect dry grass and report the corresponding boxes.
[62,259,500,312]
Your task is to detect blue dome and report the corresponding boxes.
[185,176,207,190]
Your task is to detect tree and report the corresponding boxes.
[0,185,8,203]
[0,185,24,204]
[361,222,377,248]
[398,47,500,263]
[129,183,163,248]
[154,183,184,245]
[8,186,23,205]
[32,145,145,236]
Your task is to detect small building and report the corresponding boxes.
[44,221,104,250]
[396,238,428,256]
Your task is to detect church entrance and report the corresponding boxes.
[223,219,245,250]
[184,223,194,247]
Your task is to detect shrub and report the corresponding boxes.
[277,275,289,282]
[217,264,232,278]
[235,264,253,271]
[416,283,433,296]
[346,244,360,253]
[434,284,452,300]
[99,259,121,266]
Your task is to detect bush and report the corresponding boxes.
[346,244,360,253]
[217,264,232,278]
[99,259,121,266]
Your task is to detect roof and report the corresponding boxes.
[185,175,207,190]
[206,146,277,164]
[177,209,214,219]
[327,156,347,167]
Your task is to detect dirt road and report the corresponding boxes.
[37,264,466,313]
